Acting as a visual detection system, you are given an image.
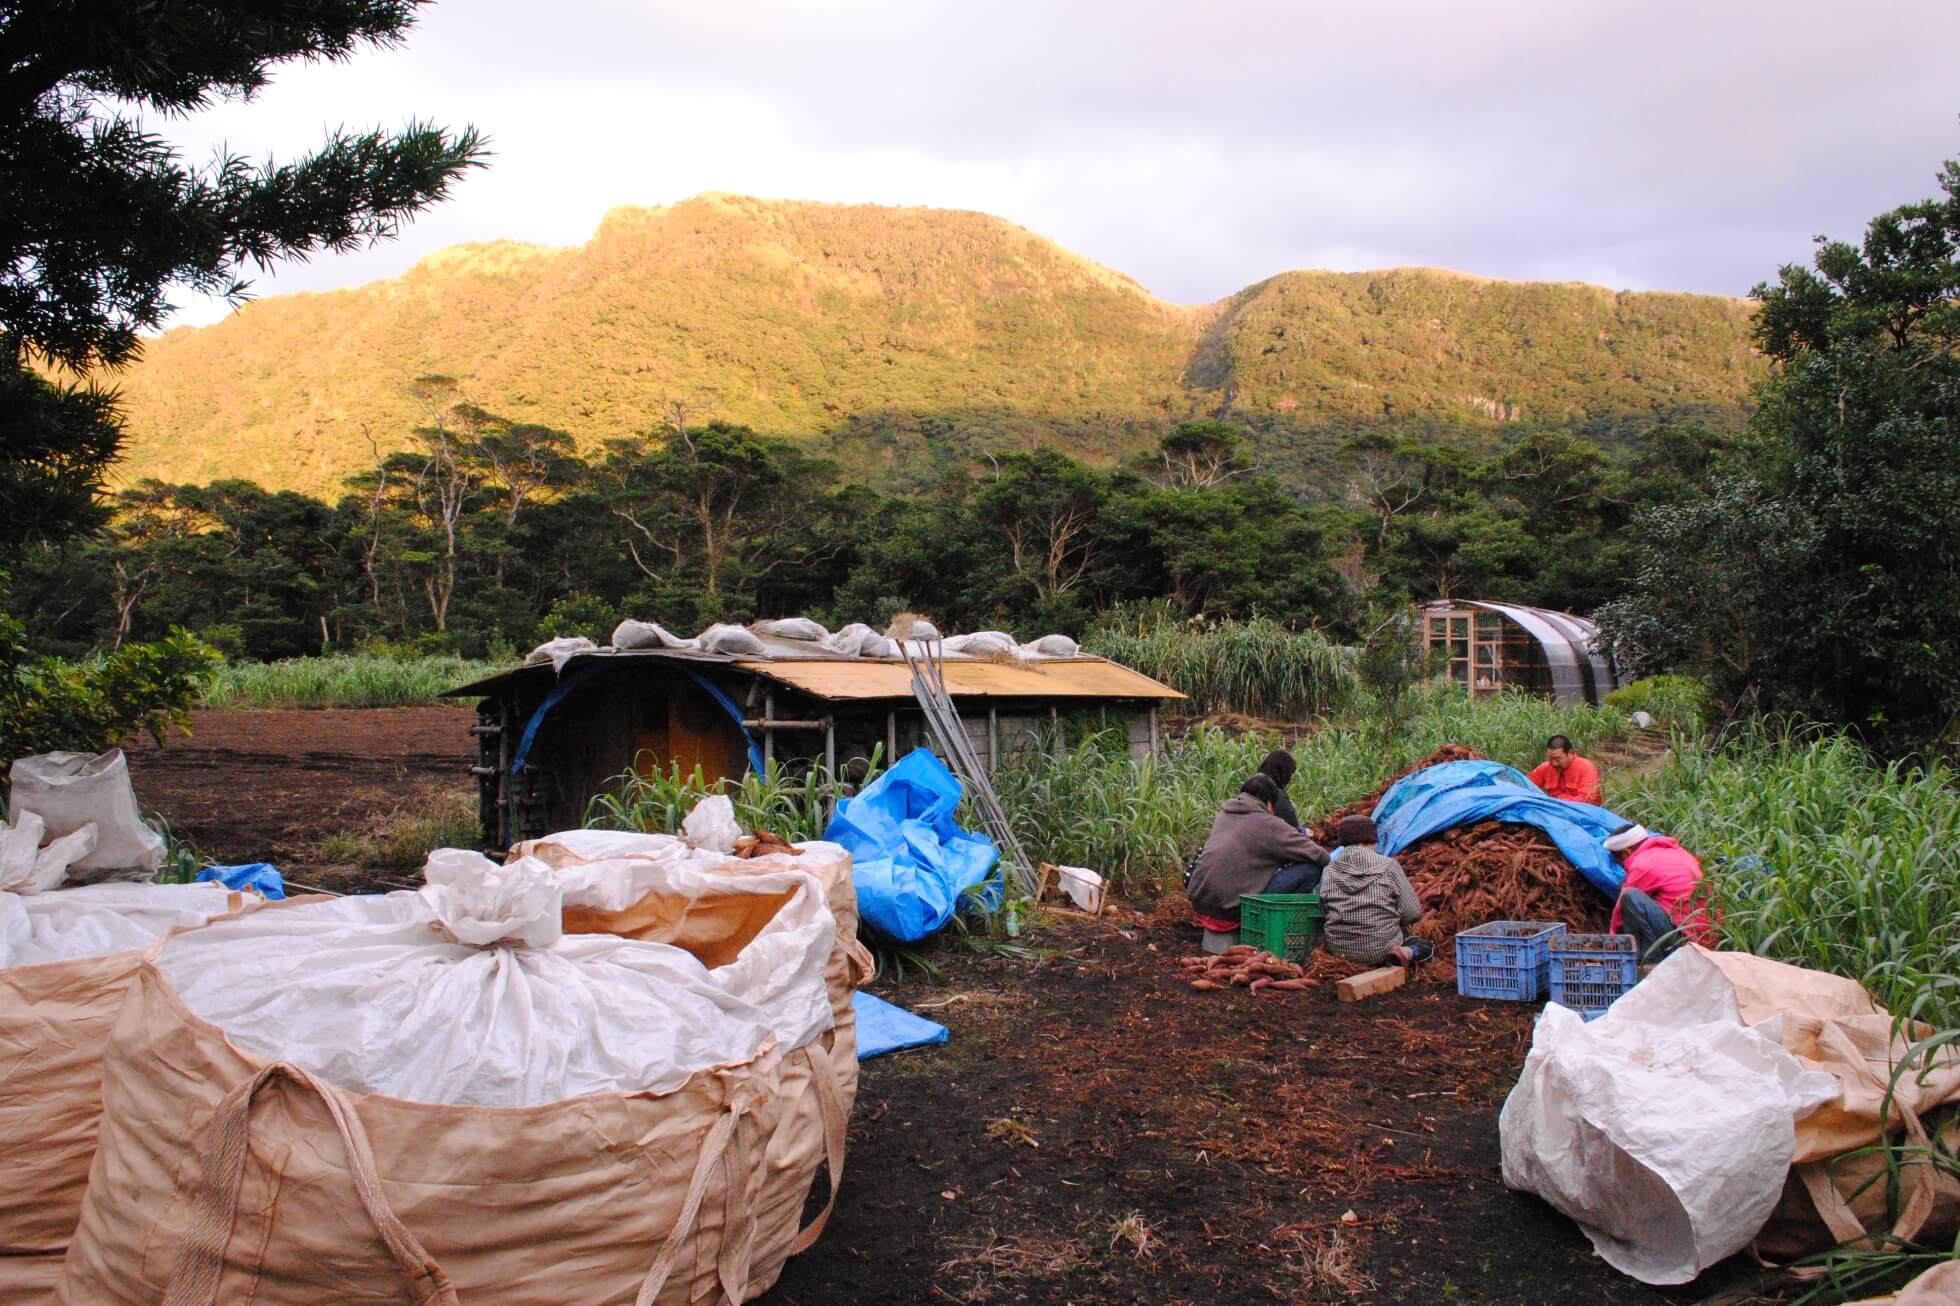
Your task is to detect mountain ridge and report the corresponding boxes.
[109,194,1764,495]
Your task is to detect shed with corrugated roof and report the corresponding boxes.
[445,628,1183,850]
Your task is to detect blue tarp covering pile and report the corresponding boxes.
[1370,760,1629,900]
[852,991,949,1059]
[823,750,1000,942]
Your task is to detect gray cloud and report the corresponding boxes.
[153,0,1958,324]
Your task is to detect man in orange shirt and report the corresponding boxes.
[1527,734,1602,806]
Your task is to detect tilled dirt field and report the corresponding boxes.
[114,709,1754,1304]
[121,707,478,886]
[778,909,1758,1306]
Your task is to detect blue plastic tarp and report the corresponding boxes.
[195,862,287,900]
[853,990,949,1059]
[1369,760,1629,900]
[823,749,1000,942]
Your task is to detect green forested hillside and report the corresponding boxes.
[109,194,1762,494]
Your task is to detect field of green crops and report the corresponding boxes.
[202,655,503,709]
[1082,616,1357,719]
[1620,725,1960,1029]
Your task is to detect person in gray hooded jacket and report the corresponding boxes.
[1186,774,1330,924]
[1319,814,1433,966]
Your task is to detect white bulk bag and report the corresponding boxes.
[515,825,871,1297]
[1499,947,1841,1284]
[0,881,252,1304]
[60,854,845,1305]
[7,750,164,881]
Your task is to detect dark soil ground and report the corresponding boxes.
[117,709,1766,1305]
[776,906,1768,1306]
[121,706,478,891]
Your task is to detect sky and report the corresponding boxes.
[154,0,1960,327]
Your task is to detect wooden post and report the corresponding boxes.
[763,691,774,772]
[824,717,837,817]
[1149,705,1160,758]
[886,709,897,767]
[987,705,999,774]
[1049,703,1062,759]
[497,699,514,853]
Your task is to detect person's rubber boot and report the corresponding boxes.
[1201,928,1239,955]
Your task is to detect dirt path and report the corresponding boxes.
[121,707,477,880]
[774,908,1757,1305]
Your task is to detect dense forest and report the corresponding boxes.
[7,401,1732,664]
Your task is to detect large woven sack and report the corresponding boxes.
[59,854,843,1305]
[1695,952,1960,1268]
[0,884,262,1303]
[7,749,165,882]
[520,830,873,1294]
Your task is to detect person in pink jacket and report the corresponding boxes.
[1604,823,1718,959]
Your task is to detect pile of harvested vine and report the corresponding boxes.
[1178,945,1316,993]
[1307,742,1612,953]
[1401,822,1611,943]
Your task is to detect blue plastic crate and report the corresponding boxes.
[1454,921,1566,1001]
[1548,933,1641,1020]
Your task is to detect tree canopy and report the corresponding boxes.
[0,0,484,550]
[1600,157,1960,752]
[0,0,481,769]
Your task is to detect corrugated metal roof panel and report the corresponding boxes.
[445,648,1184,702]
[736,657,1184,702]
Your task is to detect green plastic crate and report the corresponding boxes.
[1237,893,1324,961]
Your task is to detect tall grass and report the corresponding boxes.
[1621,727,1960,1304]
[1619,724,1960,1029]
[585,754,867,842]
[1083,615,1358,720]
[998,688,1631,898]
[203,655,502,709]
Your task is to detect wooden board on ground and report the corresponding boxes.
[1337,966,1407,1002]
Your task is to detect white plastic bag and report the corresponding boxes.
[1056,864,1105,913]
[7,750,162,882]
[1499,948,1841,1284]
[682,793,744,853]
[0,811,98,895]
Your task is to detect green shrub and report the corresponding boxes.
[1604,674,1710,728]
[0,613,219,779]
